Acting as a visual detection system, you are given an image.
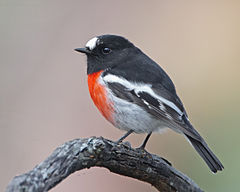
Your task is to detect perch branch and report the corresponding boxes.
[6,137,203,192]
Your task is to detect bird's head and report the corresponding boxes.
[75,34,136,74]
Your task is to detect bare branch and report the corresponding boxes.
[6,137,203,192]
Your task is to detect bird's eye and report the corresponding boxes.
[102,47,111,54]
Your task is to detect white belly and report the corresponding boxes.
[107,89,168,133]
[98,75,168,134]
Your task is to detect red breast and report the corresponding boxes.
[88,70,114,123]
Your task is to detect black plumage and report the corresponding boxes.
[76,34,224,173]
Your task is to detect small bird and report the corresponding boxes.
[75,34,223,173]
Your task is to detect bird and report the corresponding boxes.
[75,34,224,173]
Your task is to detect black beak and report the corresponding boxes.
[74,47,91,54]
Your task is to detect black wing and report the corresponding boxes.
[106,48,178,96]
[106,81,202,141]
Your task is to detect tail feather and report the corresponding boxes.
[185,135,224,173]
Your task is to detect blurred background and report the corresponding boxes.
[1,0,239,191]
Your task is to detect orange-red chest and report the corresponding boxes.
[88,71,114,123]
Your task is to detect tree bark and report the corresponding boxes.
[6,137,203,192]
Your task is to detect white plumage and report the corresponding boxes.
[103,73,183,115]
[85,37,99,50]
[99,74,175,133]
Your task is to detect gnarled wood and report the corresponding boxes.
[6,137,203,192]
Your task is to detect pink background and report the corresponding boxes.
[1,1,239,191]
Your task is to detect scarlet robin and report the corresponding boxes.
[75,34,223,173]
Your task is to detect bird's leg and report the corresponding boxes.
[138,132,152,149]
[116,130,134,144]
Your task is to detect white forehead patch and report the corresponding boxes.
[85,37,99,50]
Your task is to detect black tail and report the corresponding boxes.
[185,135,224,173]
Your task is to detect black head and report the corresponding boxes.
[75,35,136,74]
